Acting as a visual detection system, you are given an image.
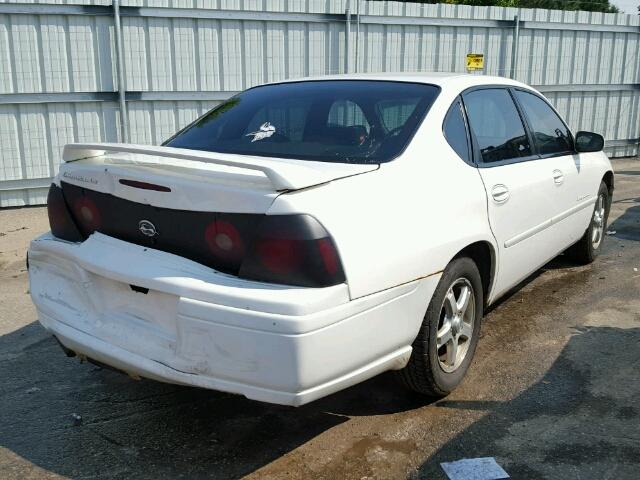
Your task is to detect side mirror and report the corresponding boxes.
[575,131,604,153]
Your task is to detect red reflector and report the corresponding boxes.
[205,220,245,260]
[317,238,339,276]
[255,238,302,274]
[119,179,171,192]
[73,196,101,232]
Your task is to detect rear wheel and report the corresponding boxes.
[565,181,610,264]
[395,257,483,397]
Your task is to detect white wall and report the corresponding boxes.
[1,0,638,206]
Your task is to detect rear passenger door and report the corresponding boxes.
[462,87,565,298]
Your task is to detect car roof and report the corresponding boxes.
[262,72,534,93]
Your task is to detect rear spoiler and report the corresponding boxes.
[63,143,376,191]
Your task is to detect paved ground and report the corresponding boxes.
[1,158,639,480]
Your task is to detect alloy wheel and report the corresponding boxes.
[436,278,475,373]
[591,193,606,249]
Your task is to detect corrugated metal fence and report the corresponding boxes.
[1,0,639,206]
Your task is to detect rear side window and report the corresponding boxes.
[463,88,532,163]
[443,100,470,163]
[514,90,573,156]
[165,80,440,164]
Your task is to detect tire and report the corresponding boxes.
[395,256,483,397]
[565,181,610,265]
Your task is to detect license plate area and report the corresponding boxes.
[80,272,179,360]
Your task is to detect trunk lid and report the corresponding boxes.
[57,143,374,279]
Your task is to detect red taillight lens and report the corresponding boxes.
[119,179,171,192]
[239,215,345,287]
[204,220,245,261]
[72,195,101,234]
[254,238,302,274]
[47,184,83,242]
[317,238,339,276]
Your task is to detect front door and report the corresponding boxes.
[511,89,598,248]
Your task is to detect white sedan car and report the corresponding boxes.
[28,73,613,406]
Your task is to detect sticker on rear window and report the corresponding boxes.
[246,122,276,142]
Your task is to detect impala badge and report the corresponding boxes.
[138,220,158,237]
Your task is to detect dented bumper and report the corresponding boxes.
[28,232,437,405]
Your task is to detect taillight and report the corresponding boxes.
[72,195,102,234]
[47,184,83,242]
[239,215,345,288]
[119,179,171,192]
[254,238,302,274]
[204,220,245,261]
[55,181,344,287]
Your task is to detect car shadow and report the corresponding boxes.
[607,196,640,242]
[0,321,434,479]
[413,325,640,479]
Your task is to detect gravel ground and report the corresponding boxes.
[0,158,638,479]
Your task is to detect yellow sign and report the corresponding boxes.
[466,53,484,71]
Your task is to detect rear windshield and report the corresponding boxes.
[164,80,440,164]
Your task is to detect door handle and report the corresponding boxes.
[491,184,510,204]
[552,169,564,185]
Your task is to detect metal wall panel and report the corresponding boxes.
[1,0,638,206]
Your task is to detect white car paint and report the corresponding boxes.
[29,232,437,405]
[28,73,613,405]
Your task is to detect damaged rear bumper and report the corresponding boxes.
[28,232,438,406]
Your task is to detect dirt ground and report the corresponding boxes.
[0,158,638,480]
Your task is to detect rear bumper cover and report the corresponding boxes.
[28,232,439,405]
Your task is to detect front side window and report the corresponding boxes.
[165,81,440,164]
[463,88,532,163]
[514,90,573,156]
[443,99,470,163]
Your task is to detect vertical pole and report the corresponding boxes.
[113,0,129,143]
[344,0,351,74]
[510,14,520,80]
[635,40,640,158]
[355,0,360,73]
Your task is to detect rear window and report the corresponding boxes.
[165,80,440,164]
